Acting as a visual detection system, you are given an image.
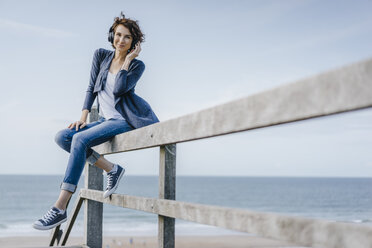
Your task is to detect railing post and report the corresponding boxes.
[84,107,103,248]
[158,144,176,248]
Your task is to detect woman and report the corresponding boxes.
[33,12,159,230]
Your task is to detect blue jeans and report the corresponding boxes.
[54,116,134,193]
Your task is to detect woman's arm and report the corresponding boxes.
[80,109,89,122]
[113,60,145,97]
[81,48,104,115]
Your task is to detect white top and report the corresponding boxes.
[98,71,125,120]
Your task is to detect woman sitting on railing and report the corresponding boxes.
[33,12,159,230]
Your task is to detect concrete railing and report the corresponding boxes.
[49,58,372,248]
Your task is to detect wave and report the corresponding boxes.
[2,218,372,238]
[351,219,372,224]
[0,220,245,238]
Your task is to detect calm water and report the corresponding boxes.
[0,175,372,237]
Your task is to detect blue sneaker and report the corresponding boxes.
[33,207,67,230]
[103,164,125,198]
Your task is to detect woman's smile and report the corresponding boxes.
[113,24,133,51]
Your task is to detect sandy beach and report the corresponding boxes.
[0,235,307,248]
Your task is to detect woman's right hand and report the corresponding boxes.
[68,120,87,131]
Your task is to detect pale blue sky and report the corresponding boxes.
[0,0,371,176]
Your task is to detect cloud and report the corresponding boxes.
[0,18,77,38]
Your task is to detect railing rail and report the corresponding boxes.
[67,189,372,248]
[49,57,372,248]
[93,58,372,155]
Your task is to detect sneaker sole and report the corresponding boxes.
[32,217,67,230]
[103,167,125,198]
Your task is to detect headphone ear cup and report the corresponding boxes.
[108,27,114,43]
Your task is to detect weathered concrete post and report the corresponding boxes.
[84,107,103,248]
[158,144,176,248]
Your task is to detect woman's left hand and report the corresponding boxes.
[126,42,141,61]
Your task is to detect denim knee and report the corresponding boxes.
[71,133,100,164]
[71,132,88,149]
[55,129,69,148]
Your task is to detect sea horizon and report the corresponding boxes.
[2,173,372,178]
[1,175,372,237]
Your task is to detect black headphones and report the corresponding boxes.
[107,25,115,44]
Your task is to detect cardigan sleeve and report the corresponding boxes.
[113,60,145,97]
[82,48,104,112]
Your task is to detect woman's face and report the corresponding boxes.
[113,24,133,52]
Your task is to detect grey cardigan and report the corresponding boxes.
[82,48,160,129]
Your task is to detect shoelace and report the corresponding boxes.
[42,208,58,224]
[106,172,115,190]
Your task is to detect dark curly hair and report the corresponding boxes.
[110,12,145,50]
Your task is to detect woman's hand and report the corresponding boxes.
[121,42,141,71]
[126,42,141,61]
[68,120,87,131]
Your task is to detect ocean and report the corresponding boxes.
[1,175,372,237]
